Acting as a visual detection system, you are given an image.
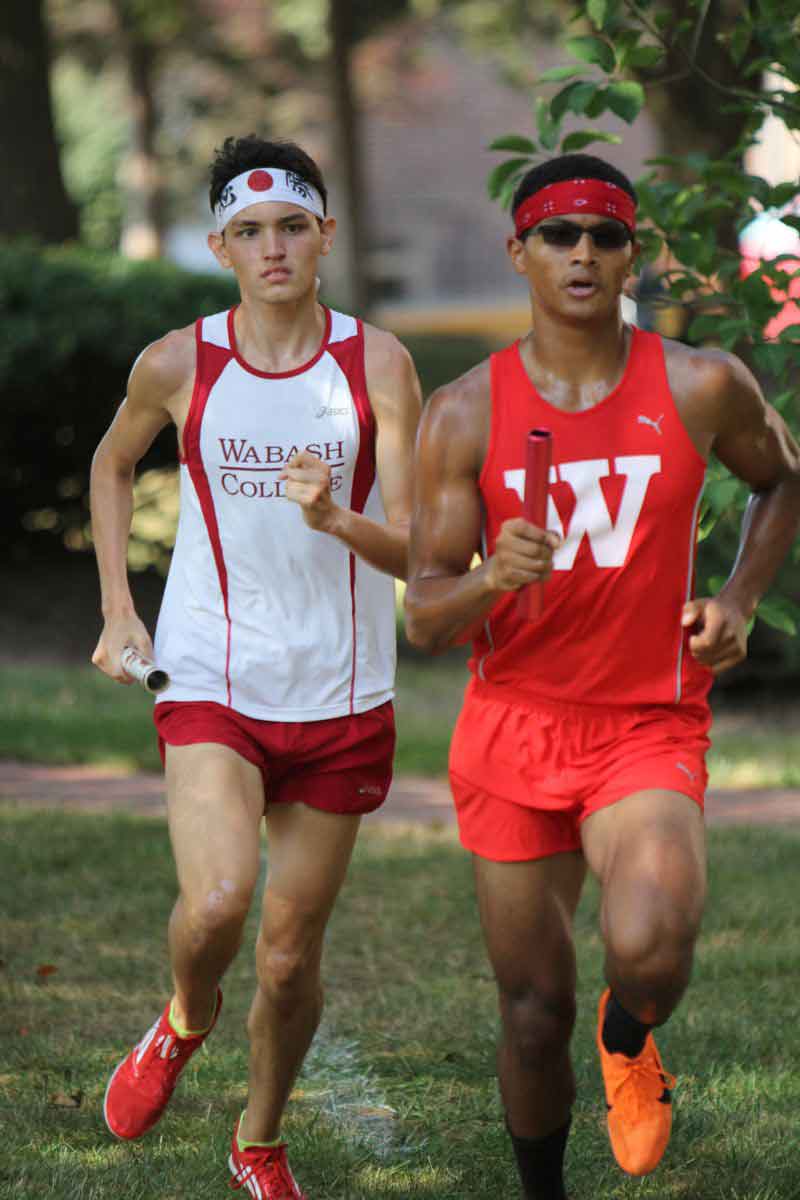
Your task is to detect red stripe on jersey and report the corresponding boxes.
[183,319,236,706]
[327,320,376,713]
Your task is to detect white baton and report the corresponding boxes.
[120,646,170,694]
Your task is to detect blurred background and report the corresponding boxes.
[1,0,799,736]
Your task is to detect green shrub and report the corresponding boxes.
[0,240,238,560]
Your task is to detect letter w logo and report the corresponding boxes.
[504,455,661,569]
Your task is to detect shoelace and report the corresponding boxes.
[229,1145,303,1199]
[133,1023,194,1098]
[610,1052,677,1123]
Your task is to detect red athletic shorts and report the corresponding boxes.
[154,700,395,815]
[449,679,710,862]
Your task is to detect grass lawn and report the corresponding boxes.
[1,809,799,1198]
[2,659,800,788]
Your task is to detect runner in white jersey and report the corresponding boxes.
[90,134,422,1198]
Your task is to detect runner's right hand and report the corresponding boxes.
[91,615,154,684]
[487,518,560,593]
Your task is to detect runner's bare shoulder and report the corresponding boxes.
[362,323,420,412]
[128,323,197,413]
[661,336,759,431]
[420,358,492,474]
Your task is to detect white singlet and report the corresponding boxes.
[153,306,396,721]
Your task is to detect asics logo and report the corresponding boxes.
[637,413,664,435]
[315,405,349,418]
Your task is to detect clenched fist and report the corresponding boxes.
[281,450,339,532]
[487,517,560,593]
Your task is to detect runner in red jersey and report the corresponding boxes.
[405,153,800,1199]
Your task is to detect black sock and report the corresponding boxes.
[507,1117,571,1200]
[602,992,652,1058]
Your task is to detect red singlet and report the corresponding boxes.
[472,328,712,710]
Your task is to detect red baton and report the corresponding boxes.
[516,428,553,621]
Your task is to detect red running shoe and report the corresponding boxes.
[103,989,222,1140]
[228,1120,307,1199]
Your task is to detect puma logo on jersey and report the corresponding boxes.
[637,413,664,435]
[675,761,697,782]
[504,455,661,570]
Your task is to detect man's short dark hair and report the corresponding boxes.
[209,135,328,214]
[512,154,637,237]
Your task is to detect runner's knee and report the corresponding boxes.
[604,865,702,989]
[254,927,323,1011]
[182,880,253,947]
[499,983,576,1068]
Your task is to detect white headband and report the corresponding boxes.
[214,167,325,232]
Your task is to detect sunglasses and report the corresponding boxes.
[530,219,632,250]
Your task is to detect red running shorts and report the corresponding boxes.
[154,700,395,815]
[449,679,710,862]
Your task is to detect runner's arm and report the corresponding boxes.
[404,374,558,654]
[681,354,800,672]
[90,332,192,681]
[283,328,421,579]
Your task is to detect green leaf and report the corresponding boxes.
[758,596,800,637]
[561,130,621,152]
[725,23,753,67]
[769,182,800,207]
[705,477,742,514]
[551,81,585,122]
[567,81,603,114]
[565,35,615,74]
[605,80,645,123]
[537,66,584,83]
[584,88,610,118]
[535,96,561,152]
[499,177,522,210]
[626,44,664,69]
[687,313,723,343]
[587,0,608,29]
[487,158,531,201]
[489,135,537,154]
[780,215,800,234]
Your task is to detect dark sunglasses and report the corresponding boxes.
[531,219,632,250]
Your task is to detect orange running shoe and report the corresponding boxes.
[596,988,676,1177]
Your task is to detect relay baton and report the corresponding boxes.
[516,428,553,621]
[120,646,170,694]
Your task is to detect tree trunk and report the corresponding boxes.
[644,0,762,254]
[112,1,165,259]
[328,0,369,314]
[0,0,79,242]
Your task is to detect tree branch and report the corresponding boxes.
[622,0,800,121]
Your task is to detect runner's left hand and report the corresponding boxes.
[681,595,748,674]
[282,450,339,532]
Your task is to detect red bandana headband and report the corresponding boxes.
[514,178,637,238]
